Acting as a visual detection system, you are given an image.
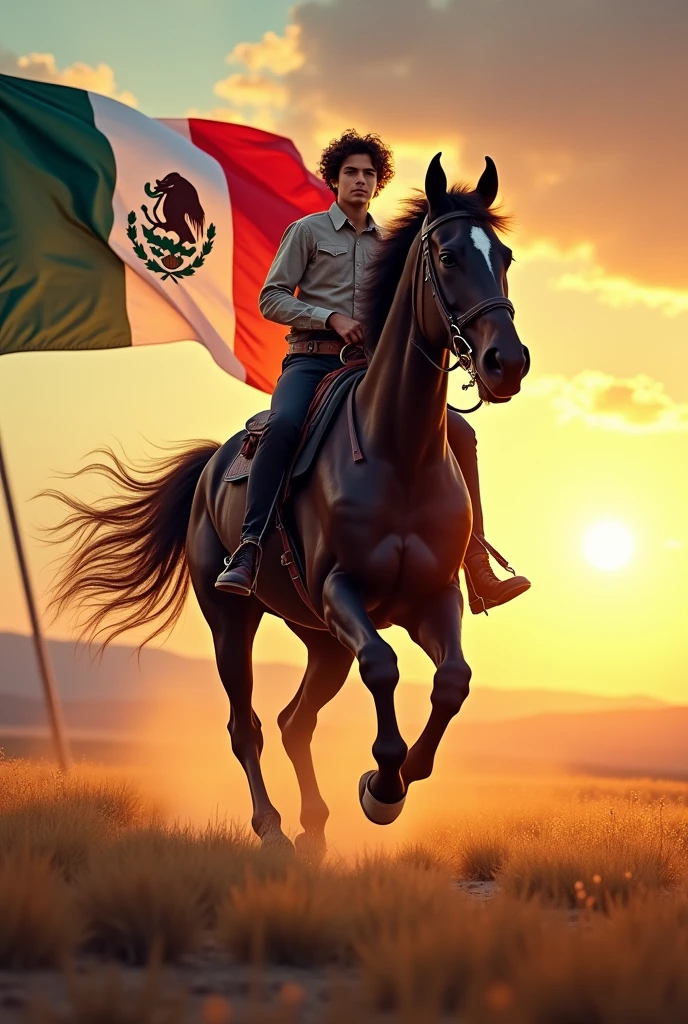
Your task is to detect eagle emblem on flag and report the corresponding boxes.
[127,173,216,283]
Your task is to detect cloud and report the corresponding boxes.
[221,0,687,293]
[531,372,688,433]
[213,72,288,111]
[514,240,688,318]
[1,50,137,106]
[193,27,303,133]
[554,268,688,319]
[227,25,304,75]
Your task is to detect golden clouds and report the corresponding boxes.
[8,52,137,106]
[516,241,688,319]
[242,0,688,292]
[228,25,304,76]
[555,267,688,319]
[214,73,288,112]
[532,373,688,433]
[200,25,305,133]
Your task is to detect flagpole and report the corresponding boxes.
[0,435,71,771]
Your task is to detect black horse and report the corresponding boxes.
[47,156,529,856]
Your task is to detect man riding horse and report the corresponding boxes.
[47,142,531,846]
[215,130,530,614]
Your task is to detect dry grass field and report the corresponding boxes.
[0,757,687,1023]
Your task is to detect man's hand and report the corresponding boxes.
[327,313,365,346]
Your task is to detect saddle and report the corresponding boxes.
[223,362,366,486]
[223,360,367,619]
[222,411,271,482]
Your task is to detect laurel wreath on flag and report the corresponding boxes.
[126,211,216,283]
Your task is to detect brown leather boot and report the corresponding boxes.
[463,550,531,615]
[215,540,261,595]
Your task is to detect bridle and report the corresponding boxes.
[410,210,516,413]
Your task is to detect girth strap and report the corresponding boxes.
[347,377,364,462]
[275,510,325,622]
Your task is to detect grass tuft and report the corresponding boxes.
[218,865,346,966]
[0,761,158,879]
[75,839,205,964]
[457,834,508,881]
[0,852,78,968]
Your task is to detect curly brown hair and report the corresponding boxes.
[318,130,394,198]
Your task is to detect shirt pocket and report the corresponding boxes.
[316,242,349,257]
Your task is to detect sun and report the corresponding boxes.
[583,520,635,571]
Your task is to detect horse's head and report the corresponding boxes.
[417,154,530,403]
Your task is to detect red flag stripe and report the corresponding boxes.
[187,120,331,393]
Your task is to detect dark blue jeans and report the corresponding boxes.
[241,353,343,543]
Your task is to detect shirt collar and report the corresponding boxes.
[328,201,382,235]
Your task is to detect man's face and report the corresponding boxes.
[335,153,377,207]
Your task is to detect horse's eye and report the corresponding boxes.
[439,252,455,267]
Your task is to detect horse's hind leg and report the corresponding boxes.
[278,624,354,858]
[189,520,292,849]
[215,599,294,847]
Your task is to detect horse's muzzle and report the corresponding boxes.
[478,345,529,399]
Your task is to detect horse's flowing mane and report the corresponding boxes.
[360,185,510,348]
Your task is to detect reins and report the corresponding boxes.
[410,210,516,413]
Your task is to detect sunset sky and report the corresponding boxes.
[1,0,686,705]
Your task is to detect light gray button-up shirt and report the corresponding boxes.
[258,201,383,333]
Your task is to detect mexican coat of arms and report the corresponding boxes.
[127,172,216,283]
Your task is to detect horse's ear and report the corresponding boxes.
[425,153,448,210]
[476,156,498,208]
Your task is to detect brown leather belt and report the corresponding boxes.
[287,339,345,355]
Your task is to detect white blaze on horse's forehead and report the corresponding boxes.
[470,226,496,279]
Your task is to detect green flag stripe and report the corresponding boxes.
[0,74,131,355]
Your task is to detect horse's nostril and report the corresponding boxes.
[483,347,502,376]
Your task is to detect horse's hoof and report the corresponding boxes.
[358,770,406,825]
[260,829,295,853]
[294,830,327,863]
[256,814,295,853]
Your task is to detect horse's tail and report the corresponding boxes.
[41,440,220,653]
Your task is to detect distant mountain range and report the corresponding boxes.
[0,630,666,718]
[1,631,684,777]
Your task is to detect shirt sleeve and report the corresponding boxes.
[258,220,335,331]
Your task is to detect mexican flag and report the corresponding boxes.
[0,74,331,393]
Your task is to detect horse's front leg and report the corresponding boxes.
[322,570,408,821]
[401,582,471,788]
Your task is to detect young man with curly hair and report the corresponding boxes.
[216,131,530,614]
[215,130,392,594]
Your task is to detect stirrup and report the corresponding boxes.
[225,538,261,567]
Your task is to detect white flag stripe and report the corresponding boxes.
[160,119,193,143]
[88,94,240,374]
[123,264,193,343]
[125,264,246,378]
